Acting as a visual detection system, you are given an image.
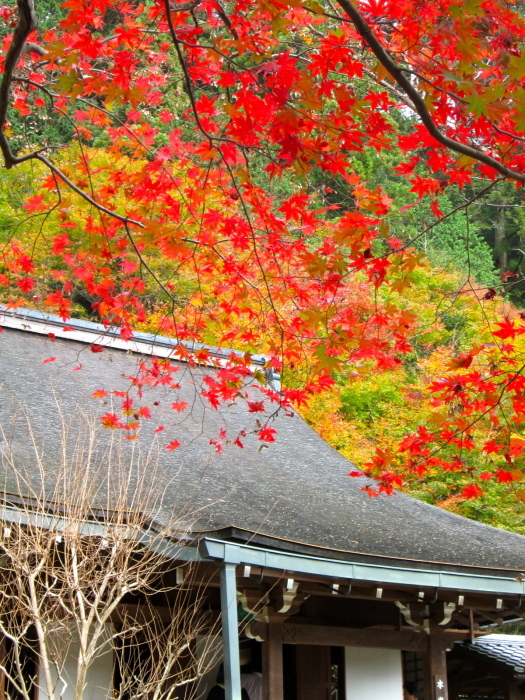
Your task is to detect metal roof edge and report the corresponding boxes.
[0,306,280,384]
[0,502,203,564]
[2,500,524,596]
[200,537,525,596]
[194,526,525,578]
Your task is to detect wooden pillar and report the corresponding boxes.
[0,636,5,700]
[262,623,283,700]
[446,676,462,700]
[503,674,525,700]
[423,630,448,700]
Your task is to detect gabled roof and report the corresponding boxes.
[2,307,525,578]
[467,635,525,673]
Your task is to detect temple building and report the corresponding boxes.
[1,306,525,700]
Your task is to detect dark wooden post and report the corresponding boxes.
[423,629,448,700]
[0,636,5,700]
[503,674,525,700]
[262,623,283,700]
[447,681,460,700]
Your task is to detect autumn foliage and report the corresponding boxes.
[4,0,525,504]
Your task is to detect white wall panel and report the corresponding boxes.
[195,635,223,700]
[345,646,403,700]
[38,624,113,700]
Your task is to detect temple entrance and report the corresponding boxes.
[282,645,345,700]
[296,645,332,700]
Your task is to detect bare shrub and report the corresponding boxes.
[0,412,217,700]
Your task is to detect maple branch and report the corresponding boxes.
[11,77,201,224]
[122,222,188,312]
[402,67,525,146]
[163,0,287,331]
[361,67,415,111]
[163,0,239,149]
[19,41,45,57]
[4,77,161,238]
[169,0,201,10]
[0,0,37,168]
[417,363,525,466]
[334,0,525,184]
[331,178,503,301]
[173,36,355,145]
[416,180,503,239]
[215,2,239,40]
[33,154,145,228]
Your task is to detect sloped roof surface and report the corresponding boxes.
[469,635,525,672]
[1,309,525,574]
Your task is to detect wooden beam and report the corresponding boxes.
[262,623,283,700]
[232,576,518,613]
[282,622,427,651]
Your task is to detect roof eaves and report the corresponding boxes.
[0,501,202,564]
[200,537,525,596]
[471,636,525,672]
[195,527,525,579]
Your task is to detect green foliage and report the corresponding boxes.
[311,144,499,290]
[339,376,404,426]
[304,255,525,535]
[494,621,525,634]
[424,208,499,288]
[35,0,68,30]
[0,165,36,238]
[410,476,525,535]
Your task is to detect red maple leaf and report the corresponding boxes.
[24,194,47,213]
[258,426,277,442]
[92,389,108,398]
[166,440,181,451]
[461,484,484,499]
[17,277,35,293]
[496,470,516,483]
[100,413,123,430]
[494,318,525,340]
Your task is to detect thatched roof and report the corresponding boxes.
[2,307,525,576]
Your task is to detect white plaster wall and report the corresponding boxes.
[345,647,403,700]
[195,635,223,700]
[38,624,113,700]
